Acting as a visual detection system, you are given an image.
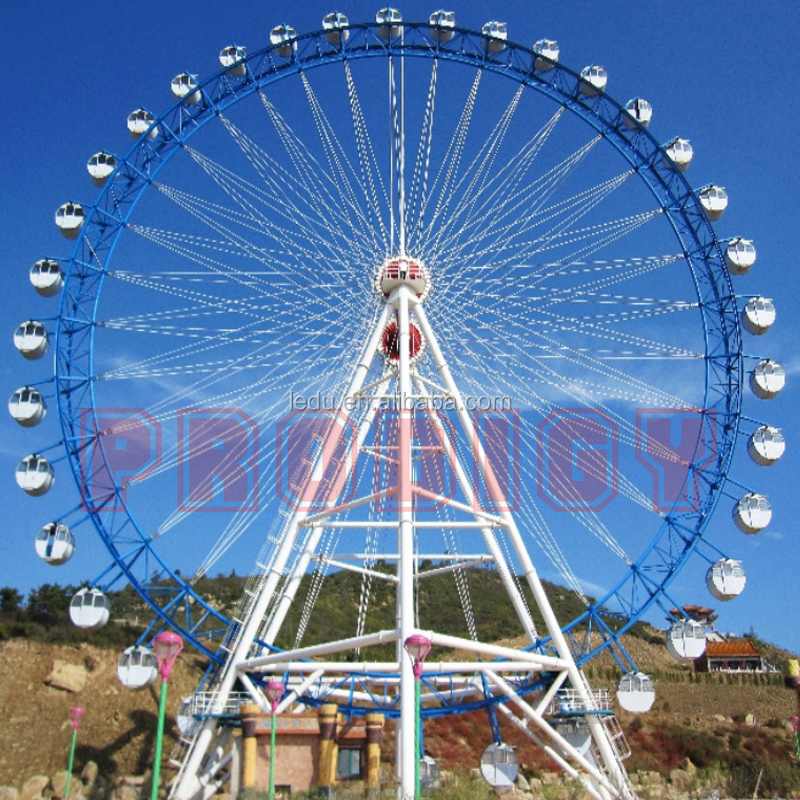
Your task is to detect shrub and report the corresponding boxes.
[729,762,800,798]
[427,772,494,800]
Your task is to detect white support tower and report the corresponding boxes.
[171,260,635,800]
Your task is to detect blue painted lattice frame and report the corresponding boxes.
[52,20,741,707]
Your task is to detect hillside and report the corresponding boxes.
[1,630,797,797]
[0,638,206,790]
[1,573,798,796]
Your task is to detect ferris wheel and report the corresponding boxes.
[12,10,783,800]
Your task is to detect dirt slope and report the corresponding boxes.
[0,632,796,789]
[0,639,205,789]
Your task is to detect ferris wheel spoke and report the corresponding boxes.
[433,252,684,336]
[298,73,387,258]
[430,179,649,317]
[149,180,360,298]
[446,334,654,510]
[446,106,566,233]
[255,91,374,263]
[130,337,364,573]
[433,312,671,514]
[424,84,527,247]
[482,254,687,307]
[452,85,526,204]
[123,215,367,334]
[431,278,701,374]
[97,325,347,381]
[155,135,374,291]
[417,69,483,245]
[342,61,392,248]
[118,321,359,450]
[121,225,336,302]
[111,250,363,332]
[419,104,568,261]
[505,305,700,361]
[221,99,378,271]
[406,59,438,244]
[440,173,643,289]
[423,130,601,266]
[492,321,694,411]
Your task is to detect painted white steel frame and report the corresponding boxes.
[171,285,634,800]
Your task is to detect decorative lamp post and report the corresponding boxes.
[150,632,183,800]
[404,635,432,799]
[63,707,84,798]
[265,681,286,800]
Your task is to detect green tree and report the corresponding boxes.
[0,587,23,614]
[26,583,75,626]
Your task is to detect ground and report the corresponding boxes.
[0,630,797,793]
[0,639,205,789]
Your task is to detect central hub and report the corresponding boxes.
[375,256,430,301]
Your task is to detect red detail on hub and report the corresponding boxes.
[382,322,422,361]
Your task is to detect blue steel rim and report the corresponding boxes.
[51,20,742,710]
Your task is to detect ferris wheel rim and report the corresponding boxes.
[49,19,742,678]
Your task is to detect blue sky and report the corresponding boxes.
[2,0,798,660]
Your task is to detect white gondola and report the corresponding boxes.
[35,522,75,565]
[376,8,402,39]
[579,65,608,96]
[69,588,111,630]
[177,697,201,737]
[16,454,55,496]
[666,619,706,662]
[419,755,441,791]
[87,152,117,187]
[29,258,63,297]
[549,719,592,755]
[270,25,297,58]
[480,743,518,787]
[482,21,507,53]
[698,185,728,221]
[429,10,456,42]
[219,45,247,76]
[733,492,771,534]
[616,672,655,713]
[127,108,158,140]
[171,73,201,104]
[322,12,350,45]
[623,98,653,129]
[663,137,693,171]
[14,320,49,360]
[748,425,785,466]
[55,202,85,239]
[741,297,775,335]
[750,359,785,399]
[117,646,159,689]
[706,558,746,601]
[9,386,47,427]
[532,39,559,71]
[725,237,756,276]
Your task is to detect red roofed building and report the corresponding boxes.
[694,638,765,673]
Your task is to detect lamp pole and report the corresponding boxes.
[151,632,183,800]
[404,635,431,799]
[265,681,286,800]
[64,707,84,799]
